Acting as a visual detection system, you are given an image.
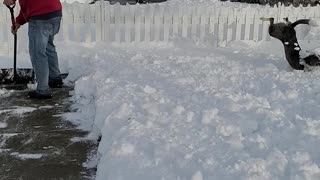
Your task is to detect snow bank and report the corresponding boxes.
[62,39,320,180]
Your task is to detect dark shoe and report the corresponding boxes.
[28,91,52,99]
[49,78,63,88]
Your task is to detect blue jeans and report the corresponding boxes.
[28,17,62,95]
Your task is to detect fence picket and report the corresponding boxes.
[125,5,133,43]
[144,4,152,42]
[227,7,235,44]
[218,7,227,46]
[172,7,180,39]
[244,6,253,40]
[182,6,189,38]
[191,7,199,37]
[134,5,142,42]
[253,8,260,41]
[163,5,171,42]
[200,7,207,41]
[235,9,244,41]
[114,3,121,43]
[154,4,161,41]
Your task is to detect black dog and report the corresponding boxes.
[261,17,320,70]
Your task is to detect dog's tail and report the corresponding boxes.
[291,19,320,28]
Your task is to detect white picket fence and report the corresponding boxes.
[0,2,320,54]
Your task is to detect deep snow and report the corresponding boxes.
[61,38,320,180]
[1,0,320,179]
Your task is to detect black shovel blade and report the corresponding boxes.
[0,68,34,84]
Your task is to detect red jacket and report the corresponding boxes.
[16,0,62,25]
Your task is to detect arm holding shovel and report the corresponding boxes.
[3,0,21,34]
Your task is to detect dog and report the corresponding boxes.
[261,17,320,70]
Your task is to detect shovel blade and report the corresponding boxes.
[0,68,34,84]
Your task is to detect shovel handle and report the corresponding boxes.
[6,4,16,28]
[6,4,17,82]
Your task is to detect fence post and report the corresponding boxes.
[181,6,189,38]
[134,4,142,42]
[101,1,109,42]
[244,5,253,41]
[209,9,218,46]
[163,4,171,43]
[218,7,227,46]
[227,6,235,44]
[199,7,207,41]
[260,5,270,41]
[114,3,121,43]
[172,6,180,39]
[95,0,103,42]
[74,2,83,42]
[253,7,260,41]
[125,5,133,43]
[84,4,92,43]
[154,4,161,41]
[144,4,152,42]
[191,6,199,38]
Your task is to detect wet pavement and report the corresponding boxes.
[0,85,96,180]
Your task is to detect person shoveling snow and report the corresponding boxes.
[2,0,64,99]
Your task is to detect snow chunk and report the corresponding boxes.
[186,111,194,122]
[114,103,132,119]
[191,171,203,180]
[0,106,37,115]
[10,152,44,160]
[202,109,219,124]
[114,143,135,156]
[173,105,185,115]
[284,42,289,45]
[143,85,157,94]
[0,89,12,98]
[0,122,7,128]
[294,43,298,46]
[294,47,301,51]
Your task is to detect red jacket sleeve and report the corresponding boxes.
[16,11,26,25]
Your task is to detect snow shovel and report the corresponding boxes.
[0,4,34,85]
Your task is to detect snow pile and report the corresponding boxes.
[0,106,37,115]
[62,39,320,180]
[0,89,12,98]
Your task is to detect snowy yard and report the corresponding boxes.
[2,34,320,179]
[1,0,320,179]
[58,38,320,180]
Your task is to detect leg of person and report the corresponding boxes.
[47,17,63,88]
[28,19,52,99]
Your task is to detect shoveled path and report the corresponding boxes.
[0,85,96,180]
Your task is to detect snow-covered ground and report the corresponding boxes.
[57,37,320,180]
[2,35,320,180]
[1,0,320,180]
